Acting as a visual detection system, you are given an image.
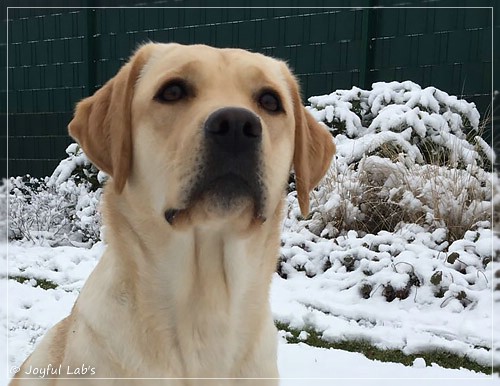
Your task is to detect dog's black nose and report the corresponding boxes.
[204,107,262,153]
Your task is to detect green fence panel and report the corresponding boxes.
[5,4,496,178]
[6,7,91,177]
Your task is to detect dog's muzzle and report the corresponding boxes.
[173,107,266,222]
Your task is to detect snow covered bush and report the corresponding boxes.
[279,81,496,312]
[278,224,495,304]
[49,143,105,190]
[309,81,491,169]
[0,179,7,242]
[8,144,104,247]
[291,81,494,242]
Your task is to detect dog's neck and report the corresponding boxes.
[86,187,281,377]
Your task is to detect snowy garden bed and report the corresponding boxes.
[276,81,499,371]
[2,81,499,379]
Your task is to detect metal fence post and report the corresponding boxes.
[85,7,96,97]
[360,1,375,90]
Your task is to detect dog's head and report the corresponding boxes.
[69,43,334,228]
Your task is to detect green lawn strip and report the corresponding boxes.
[275,322,496,375]
[9,275,58,290]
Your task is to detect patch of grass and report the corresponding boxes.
[9,275,58,290]
[275,322,497,375]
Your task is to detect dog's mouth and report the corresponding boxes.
[165,169,266,227]
[198,172,258,204]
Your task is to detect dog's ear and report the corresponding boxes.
[68,45,151,193]
[286,71,336,217]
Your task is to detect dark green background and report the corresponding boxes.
[1,1,498,178]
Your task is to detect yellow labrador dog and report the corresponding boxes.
[10,43,334,385]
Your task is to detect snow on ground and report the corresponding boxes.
[278,342,492,384]
[273,226,498,368]
[1,236,499,385]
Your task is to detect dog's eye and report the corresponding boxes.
[155,82,187,103]
[258,91,282,113]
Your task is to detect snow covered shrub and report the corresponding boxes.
[309,81,491,169]
[293,81,494,242]
[0,179,7,242]
[8,144,104,246]
[49,143,105,191]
